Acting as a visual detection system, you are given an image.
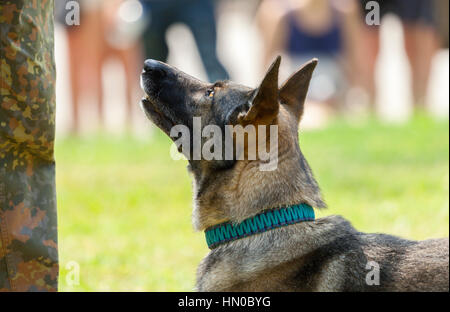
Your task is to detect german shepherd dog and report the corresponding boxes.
[140,57,449,291]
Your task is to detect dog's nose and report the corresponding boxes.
[143,59,167,80]
[143,59,164,73]
[143,59,157,71]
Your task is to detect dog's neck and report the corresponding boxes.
[191,127,325,231]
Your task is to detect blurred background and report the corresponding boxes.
[53,0,449,291]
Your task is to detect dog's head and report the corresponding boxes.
[141,57,316,164]
[141,57,324,229]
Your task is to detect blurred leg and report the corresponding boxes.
[117,43,143,127]
[141,3,171,61]
[396,0,439,109]
[403,24,439,109]
[360,27,380,111]
[142,26,169,62]
[94,10,106,129]
[95,46,105,128]
[181,0,229,82]
[66,9,104,132]
[67,29,82,132]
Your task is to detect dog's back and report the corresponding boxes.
[362,233,449,291]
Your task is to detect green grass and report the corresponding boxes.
[56,115,449,291]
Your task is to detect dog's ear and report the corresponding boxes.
[279,58,318,121]
[238,56,281,125]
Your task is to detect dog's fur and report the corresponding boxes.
[140,57,449,291]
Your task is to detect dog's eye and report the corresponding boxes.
[206,88,215,98]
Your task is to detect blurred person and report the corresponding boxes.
[140,0,229,83]
[359,0,440,110]
[103,0,146,127]
[56,0,143,133]
[257,0,363,111]
[433,0,449,49]
[57,0,104,132]
[1,0,58,291]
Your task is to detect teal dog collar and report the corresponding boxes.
[205,203,315,249]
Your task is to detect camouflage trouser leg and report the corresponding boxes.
[0,0,58,291]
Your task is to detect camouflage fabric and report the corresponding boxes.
[0,0,58,291]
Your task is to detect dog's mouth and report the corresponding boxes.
[140,94,176,136]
